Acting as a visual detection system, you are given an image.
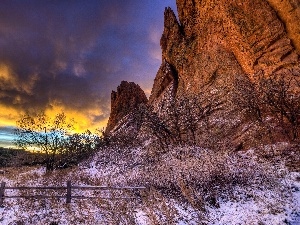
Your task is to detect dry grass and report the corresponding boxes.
[0,141,297,224]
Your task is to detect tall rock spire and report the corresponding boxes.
[160,7,183,62]
[106,81,148,133]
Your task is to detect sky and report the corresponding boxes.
[0,0,177,148]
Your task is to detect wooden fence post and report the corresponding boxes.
[0,182,6,207]
[66,180,71,204]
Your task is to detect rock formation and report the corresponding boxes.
[146,0,300,145]
[107,0,300,146]
[105,81,148,133]
[150,0,300,103]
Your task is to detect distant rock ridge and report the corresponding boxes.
[105,81,148,133]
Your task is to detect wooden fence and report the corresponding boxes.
[0,181,146,207]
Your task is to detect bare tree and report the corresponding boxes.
[14,112,74,171]
[62,130,100,167]
[233,75,262,122]
[259,74,300,140]
[139,104,173,151]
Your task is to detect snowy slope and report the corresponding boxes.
[0,144,299,224]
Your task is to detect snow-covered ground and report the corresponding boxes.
[0,145,299,224]
[208,172,300,225]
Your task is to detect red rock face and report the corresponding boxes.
[150,0,300,102]
[106,81,148,133]
[264,0,300,54]
[106,0,300,144]
[146,0,300,146]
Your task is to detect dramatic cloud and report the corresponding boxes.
[0,0,177,146]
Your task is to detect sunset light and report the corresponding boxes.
[0,0,176,148]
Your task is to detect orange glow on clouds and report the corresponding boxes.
[0,63,11,81]
[0,63,38,95]
[0,102,107,134]
[0,62,107,136]
[45,104,108,133]
[0,104,20,127]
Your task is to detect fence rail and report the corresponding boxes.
[0,181,146,207]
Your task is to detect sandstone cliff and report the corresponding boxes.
[106,0,300,146]
[147,0,300,146]
[150,0,300,102]
[105,81,148,133]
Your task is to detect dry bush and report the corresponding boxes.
[233,73,300,142]
[258,74,300,140]
[232,75,262,122]
[1,142,293,224]
[121,146,284,212]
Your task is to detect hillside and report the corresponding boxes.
[1,0,300,224]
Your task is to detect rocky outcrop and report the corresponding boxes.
[150,0,300,102]
[266,0,300,54]
[106,0,300,146]
[147,0,300,147]
[106,81,148,133]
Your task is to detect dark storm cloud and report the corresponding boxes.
[0,0,177,128]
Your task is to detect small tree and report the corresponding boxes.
[138,104,173,151]
[233,75,262,122]
[62,130,100,166]
[259,74,300,140]
[14,112,74,171]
